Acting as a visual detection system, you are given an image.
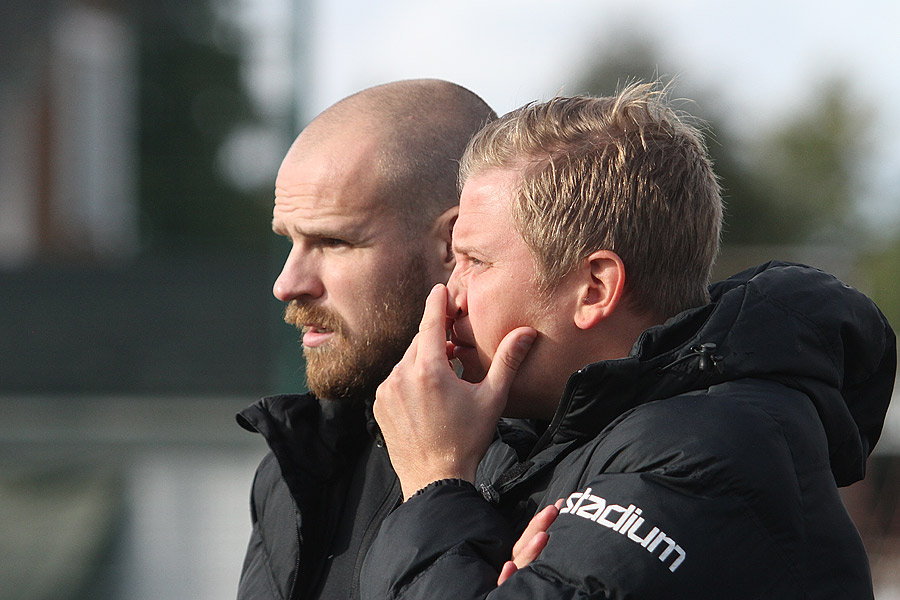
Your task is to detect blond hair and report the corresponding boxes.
[459,82,722,318]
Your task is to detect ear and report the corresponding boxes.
[574,250,625,330]
[429,205,459,277]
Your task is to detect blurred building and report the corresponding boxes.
[1,1,137,266]
[2,1,296,599]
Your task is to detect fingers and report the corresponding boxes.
[514,531,549,569]
[499,500,561,586]
[512,502,559,556]
[416,284,452,364]
[398,327,420,366]
[482,326,536,396]
[497,561,517,586]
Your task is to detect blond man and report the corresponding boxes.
[363,84,895,598]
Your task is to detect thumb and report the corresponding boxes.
[483,327,536,396]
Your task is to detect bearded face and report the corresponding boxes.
[283,251,432,402]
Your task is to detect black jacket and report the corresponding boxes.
[361,262,897,599]
[237,394,400,600]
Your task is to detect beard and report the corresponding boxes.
[283,251,433,402]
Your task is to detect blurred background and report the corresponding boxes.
[1,0,898,598]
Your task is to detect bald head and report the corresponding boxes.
[272,81,494,401]
[290,79,496,232]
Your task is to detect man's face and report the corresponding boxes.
[447,168,572,418]
[272,129,435,401]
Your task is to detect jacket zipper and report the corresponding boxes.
[349,439,402,600]
[288,503,303,599]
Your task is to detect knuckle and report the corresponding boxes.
[500,350,523,372]
[417,320,439,334]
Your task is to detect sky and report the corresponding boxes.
[233,0,900,229]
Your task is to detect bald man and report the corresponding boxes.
[235,80,496,600]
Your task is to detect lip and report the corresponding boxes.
[449,327,475,349]
[302,326,334,348]
[449,334,483,383]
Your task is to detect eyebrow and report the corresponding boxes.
[271,218,373,243]
[451,242,473,255]
[453,242,490,261]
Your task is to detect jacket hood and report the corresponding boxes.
[545,261,896,486]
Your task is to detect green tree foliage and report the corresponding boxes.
[862,234,900,328]
[136,0,270,252]
[571,38,867,246]
[739,81,868,243]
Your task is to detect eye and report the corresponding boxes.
[321,237,351,248]
[453,249,489,271]
[466,255,489,270]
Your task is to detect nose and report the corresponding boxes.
[272,246,324,302]
[446,264,467,317]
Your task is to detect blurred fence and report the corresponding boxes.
[0,395,267,600]
[1,253,289,599]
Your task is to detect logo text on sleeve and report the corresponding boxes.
[559,487,686,572]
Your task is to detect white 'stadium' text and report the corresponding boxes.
[559,487,686,572]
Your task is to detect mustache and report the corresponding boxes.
[283,301,345,335]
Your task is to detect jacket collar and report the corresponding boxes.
[237,393,372,483]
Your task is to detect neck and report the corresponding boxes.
[581,306,660,366]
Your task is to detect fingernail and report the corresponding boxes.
[518,334,536,350]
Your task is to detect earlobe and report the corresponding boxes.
[574,251,625,330]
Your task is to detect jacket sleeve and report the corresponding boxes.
[360,480,514,599]
[236,514,269,600]
[360,471,808,600]
[236,458,269,600]
[236,453,299,600]
[359,396,861,599]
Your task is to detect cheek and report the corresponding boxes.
[470,299,509,355]
[322,264,379,324]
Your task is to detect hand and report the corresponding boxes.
[497,499,562,585]
[374,284,536,500]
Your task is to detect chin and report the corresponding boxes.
[501,401,543,420]
[501,378,550,420]
[460,355,491,383]
[455,348,487,383]
[460,367,485,384]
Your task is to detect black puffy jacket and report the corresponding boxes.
[236,394,400,600]
[361,262,896,599]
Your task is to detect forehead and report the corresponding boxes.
[454,169,521,247]
[273,131,394,227]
